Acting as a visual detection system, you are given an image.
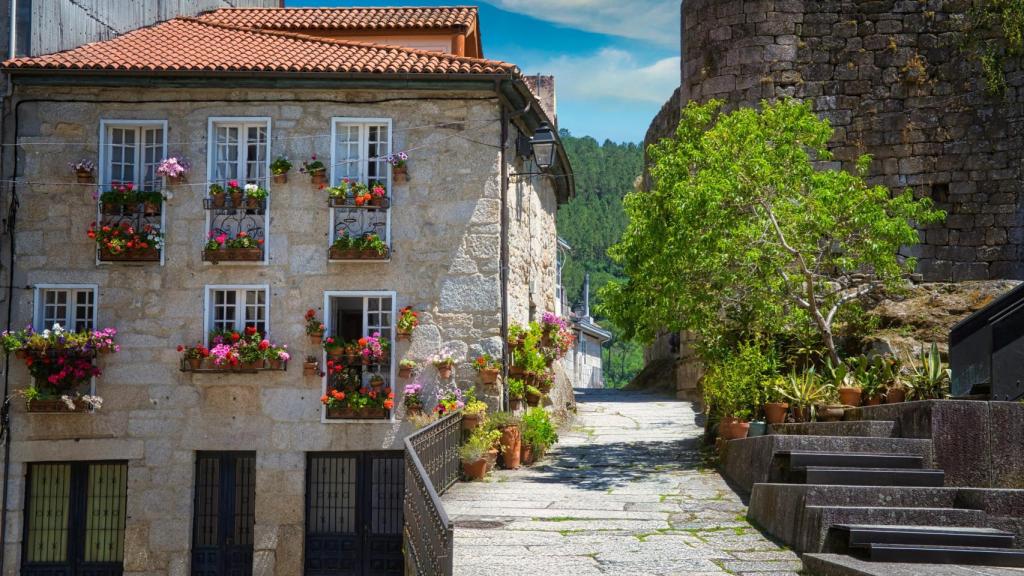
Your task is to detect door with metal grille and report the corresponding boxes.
[304,452,404,576]
[191,452,256,576]
[23,462,128,576]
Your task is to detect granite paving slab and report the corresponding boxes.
[443,388,799,575]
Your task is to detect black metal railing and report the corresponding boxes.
[403,410,463,576]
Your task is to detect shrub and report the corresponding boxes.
[521,408,558,455]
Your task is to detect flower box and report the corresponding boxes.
[328,196,391,210]
[180,358,287,373]
[329,247,389,261]
[327,406,388,420]
[27,398,88,413]
[99,246,161,262]
[203,247,263,263]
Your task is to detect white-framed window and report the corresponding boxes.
[204,285,269,342]
[99,121,167,190]
[33,285,98,332]
[208,118,271,186]
[329,119,392,253]
[322,291,396,423]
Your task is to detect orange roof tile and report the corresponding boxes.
[2,17,516,76]
[197,6,478,32]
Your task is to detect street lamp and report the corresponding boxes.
[530,122,557,170]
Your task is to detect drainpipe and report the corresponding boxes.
[499,102,510,412]
[8,0,16,59]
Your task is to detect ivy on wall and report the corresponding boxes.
[961,0,1024,95]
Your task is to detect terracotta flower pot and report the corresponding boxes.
[393,171,408,184]
[309,333,323,347]
[509,398,523,412]
[509,366,525,378]
[462,458,488,481]
[76,170,94,184]
[521,444,535,466]
[399,366,412,378]
[326,348,344,360]
[537,380,552,394]
[499,426,521,469]
[463,413,482,433]
[437,365,453,379]
[764,402,789,425]
[230,191,244,208]
[167,175,184,186]
[397,331,411,342]
[303,362,318,377]
[867,394,883,406]
[310,172,327,187]
[838,386,863,407]
[246,196,261,210]
[211,193,226,208]
[717,417,750,441]
[526,391,542,407]
[886,388,907,404]
[484,448,499,471]
[187,357,202,371]
[480,368,499,385]
[406,406,423,417]
[791,406,811,423]
[273,173,288,185]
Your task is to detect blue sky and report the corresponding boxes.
[287,0,681,143]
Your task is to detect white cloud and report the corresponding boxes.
[483,0,680,47]
[524,48,680,105]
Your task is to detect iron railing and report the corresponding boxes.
[403,410,463,576]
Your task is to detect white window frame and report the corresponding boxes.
[329,118,393,257]
[97,120,168,267]
[203,285,271,346]
[321,290,397,424]
[206,117,273,265]
[33,284,99,332]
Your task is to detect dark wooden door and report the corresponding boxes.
[304,452,404,576]
[191,452,256,576]
[23,462,128,576]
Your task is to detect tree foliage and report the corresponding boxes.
[599,99,945,364]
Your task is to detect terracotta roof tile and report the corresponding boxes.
[197,6,478,31]
[2,18,516,76]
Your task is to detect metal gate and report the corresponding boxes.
[305,452,404,576]
[22,462,128,576]
[191,452,256,576]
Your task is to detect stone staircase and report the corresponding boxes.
[722,415,1024,574]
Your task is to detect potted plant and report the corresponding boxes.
[209,183,226,208]
[387,152,409,183]
[178,343,210,371]
[397,306,419,340]
[357,333,388,365]
[369,182,388,207]
[223,180,243,208]
[826,357,862,407]
[322,337,344,360]
[776,368,830,423]
[850,355,886,405]
[525,385,543,407]
[536,371,553,394]
[521,407,558,465]
[403,382,423,416]
[878,355,906,403]
[69,159,96,183]
[302,155,327,186]
[203,231,264,262]
[472,354,501,385]
[459,432,492,481]
[905,342,951,400]
[303,356,319,377]
[305,309,325,345]
[463,399,487,432]
[488,412,521,470]
[268,347,290,370]
[244,183,268,210]
[508,378,525,411]
[762,376,789,425]
[399,359,416,378]
[270,156,292,184]
[434,383,464,416]
[431,348,457,379]
[99,182,136,214]
[156,156,191,184]
[88,221,163,262]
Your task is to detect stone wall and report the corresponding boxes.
[2,84,564,576]
[663,0,1024,281]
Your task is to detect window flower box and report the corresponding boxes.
[179,330,289,372]
[328,196,390,210]
[203,247,264,263]
[99,245,161,262]
[328,246,389,261]
[27,398,90,413]
[326,405,388,420]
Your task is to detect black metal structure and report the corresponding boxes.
[22,462,128,576]
[304,452,404,576]
[949,282,1024,400]
[191,452,256,576]
[402,411,463,576]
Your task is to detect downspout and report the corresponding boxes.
[8,0,16,59]
[499,99,510,412]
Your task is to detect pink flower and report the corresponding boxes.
[228,179,238,188]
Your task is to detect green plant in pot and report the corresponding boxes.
[905,342,950,400]
[521,407,558,465]
[850,355,886,405]
[826,356,861,407]
[776,367,830,423]
[508,378,526,410]
[488,412,522,469]
[877,355,906,403]
[462,387,487,433]
[762,376,789,426]
[459,431,495,481]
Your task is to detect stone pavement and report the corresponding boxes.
[442,388,802,576]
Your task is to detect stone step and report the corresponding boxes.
[837,525,1016,549]
[802,553,1014,576]
[751,484,961,511]
[809,507,989,554]
[770,421,897,438]
[796,466,945,487]
[721,435,935,493]
[867,543,1024,567]
[781,451,924,470]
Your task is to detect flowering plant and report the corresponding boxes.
[244,183,268,201]
[357,333,389,364]
[88,221,164,254]
[472,354,501,372]
[177,343,210,360]
[327,180,351,199]
[99,182,137,206]
[541,312,575,359]
[204,327,285,369]
[403,382,423,409]
[370,181,386,199]
[2,324,118,407]
[321,383,395,412]
[351,182,372,206]
[434,382,464,415]
[397,307,419,334]
[270,156,292,175]
[385,152,408,168]
[69,159,95,173]
[399,359,417,369]
[209,183,225,196]
[331,233,387,256]
[156,156,191,179]
[301,155,326,174]
[205,230,263,251]
[225,179,243,195]
[430,347,459,369]
[322,336,344,354]
[304,309,325,336]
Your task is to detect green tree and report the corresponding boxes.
[600,99,945,365]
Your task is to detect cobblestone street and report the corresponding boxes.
[442,389,802,575]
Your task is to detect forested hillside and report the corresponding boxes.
[556,130,644,387]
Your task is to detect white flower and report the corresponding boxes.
[244,184,258,193]
[81,395,103,410]
[60,395,76,410]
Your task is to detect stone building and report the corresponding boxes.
[643,0,1024,396]
[0,7,573,576]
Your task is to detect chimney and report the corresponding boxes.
[523,74,557,127]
